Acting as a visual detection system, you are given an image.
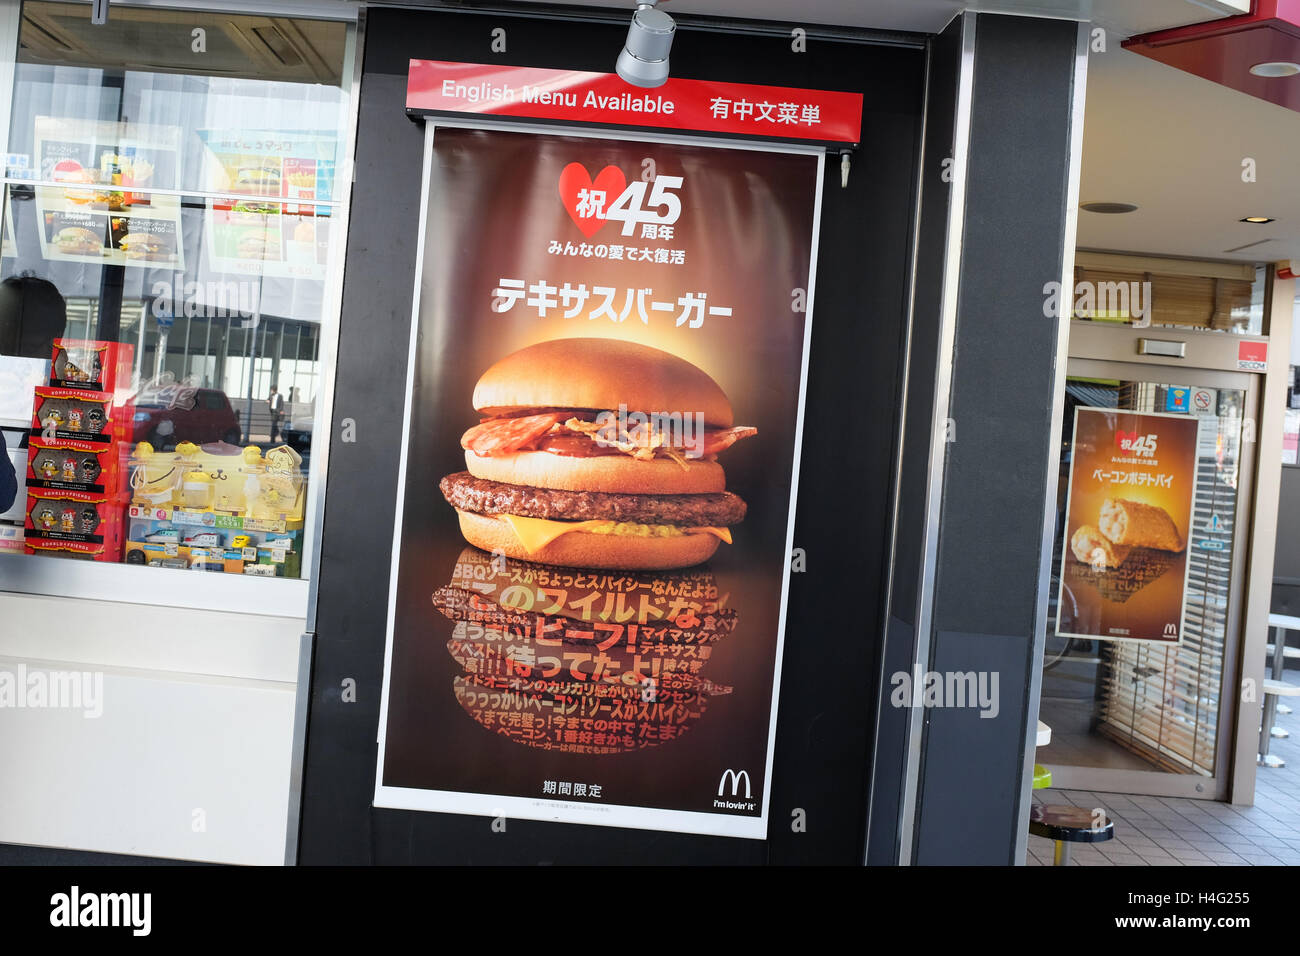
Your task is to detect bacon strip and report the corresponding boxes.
[700,426,757,457]
[462,412,566,456]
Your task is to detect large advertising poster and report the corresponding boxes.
[374,126,822,838]
[1057,407,1200,644]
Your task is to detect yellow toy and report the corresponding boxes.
[181,469,213,509]
[129,440,182,505]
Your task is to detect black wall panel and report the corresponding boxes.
[913,14,1080,864]
[299,5,925,865]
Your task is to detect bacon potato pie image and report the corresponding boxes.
[438,338,756,570]
[1069,498,1185,570]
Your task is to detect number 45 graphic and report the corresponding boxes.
[605,175,684,236]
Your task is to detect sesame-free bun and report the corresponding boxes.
[465,449,725,495]
[472,338,734,429]
[456,510,721,570]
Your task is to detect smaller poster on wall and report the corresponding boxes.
[198,130,337,281]
[1057,407,1200,644]
[33,117,185,270]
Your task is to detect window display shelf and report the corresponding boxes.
[0,550,309,618]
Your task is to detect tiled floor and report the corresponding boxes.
[1027,669,1300,866]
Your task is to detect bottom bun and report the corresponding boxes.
[456,510,720,571]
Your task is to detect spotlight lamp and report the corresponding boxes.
[616,1,675,89]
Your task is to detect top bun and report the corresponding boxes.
[473,338,733,428]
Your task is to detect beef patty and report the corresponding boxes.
[440,471,747,526]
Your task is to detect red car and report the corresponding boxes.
[132,387,242,450]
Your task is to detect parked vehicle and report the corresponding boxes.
[132,388,242,450]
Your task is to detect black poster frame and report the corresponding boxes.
[298,4,927,865]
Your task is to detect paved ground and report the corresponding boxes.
[1027,668,1300,866]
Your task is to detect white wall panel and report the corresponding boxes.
[0,594,303,864]
[0,655,295,864]
[0,593,300,682]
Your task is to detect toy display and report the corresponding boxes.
[49,340,134,393]
[122,440,305,576]
[24,341,134,562]
[123,508,302,576]
[21,337,306,577]
[128,441,304,521]
[32,386,129,443]
[25,437,115,494]
[25,488,121,558]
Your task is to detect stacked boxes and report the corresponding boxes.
[23,340,134,561]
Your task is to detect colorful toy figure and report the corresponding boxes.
[85,408,104,432]
[64,361,86,382]
[67,408,83,431]
[60,509,75,532]
[40,458,58,479]
[81,459,98,480]
[61,457,77,481]
[80,509,97,533]
[38,508,56,530]
[43,409,64,429]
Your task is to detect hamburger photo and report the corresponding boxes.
[51,225,103,256]
[439,338,757,571]
[236,229,280,261]
[230,199,281,224]
[235,165,281,195]
[118,232,170,261]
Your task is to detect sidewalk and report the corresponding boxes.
[1028,672,1300,865]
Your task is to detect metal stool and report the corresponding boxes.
[1267,616,1300,722]
[1259,679,1300,768]
[1029,804,1114,866]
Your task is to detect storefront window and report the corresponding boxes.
[0,1,352,580]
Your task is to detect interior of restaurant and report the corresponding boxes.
[1029,7,1300,865]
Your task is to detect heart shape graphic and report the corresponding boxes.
[558,163,627,239]
[1115,429,1137,450]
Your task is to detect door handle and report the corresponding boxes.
[1137,338,1186,358]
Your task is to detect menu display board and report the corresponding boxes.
[1057,408,1200,644]
[33,117,185,270]
[199,130,337,280]
[373,126,823,839]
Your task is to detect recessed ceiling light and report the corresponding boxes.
[1250,61,1300,77]
[1080,201,1138,214]
[1240,216,1275,223]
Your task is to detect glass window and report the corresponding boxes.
[0,2,352,581]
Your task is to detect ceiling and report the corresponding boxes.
[511,0,1295,266]
[1076,42,1300,265]
[508,0,1247,37]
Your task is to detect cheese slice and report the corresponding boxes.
[499,515,613,552]
[495,513,732,554]
[685,526,733,544]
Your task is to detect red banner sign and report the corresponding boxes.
[407,60,863,144]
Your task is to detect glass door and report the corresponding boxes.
[1039,357,1256,799]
